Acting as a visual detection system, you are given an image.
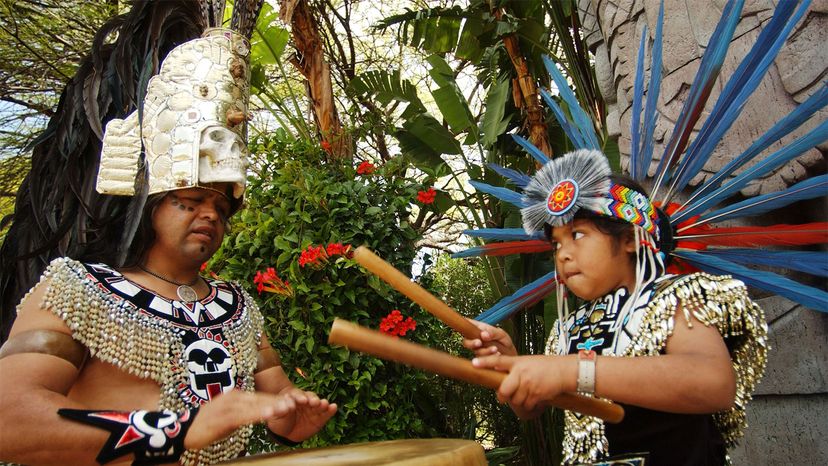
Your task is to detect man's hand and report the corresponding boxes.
[462,318,518,357]
[184,390,295,450]
[266,387,337,443]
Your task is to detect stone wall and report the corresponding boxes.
[576,0,827,464]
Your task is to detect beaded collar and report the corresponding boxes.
[33,258,265,465]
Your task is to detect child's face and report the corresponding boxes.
[550,218,636,301]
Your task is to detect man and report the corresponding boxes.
[0,2,336,464]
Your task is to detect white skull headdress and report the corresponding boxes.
[96,28,250,202]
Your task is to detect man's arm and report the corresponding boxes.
[254,336,337,443]
[0,283,297,466]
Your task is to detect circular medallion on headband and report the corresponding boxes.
[546,179,579,215]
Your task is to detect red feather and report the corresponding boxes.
[477,240,553,257]
[676,223,828,247]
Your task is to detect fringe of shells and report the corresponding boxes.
[543,272,768,464]
[36,258,267,465]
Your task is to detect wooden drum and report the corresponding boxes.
[221,438,487,466]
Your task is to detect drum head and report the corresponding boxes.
[223,438,486,466]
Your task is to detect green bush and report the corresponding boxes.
[211,130,452,451]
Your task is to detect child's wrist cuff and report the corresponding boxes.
[577,349,596,394]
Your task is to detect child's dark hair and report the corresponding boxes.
[543,174,649,252]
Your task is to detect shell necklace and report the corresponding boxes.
[139,264,201,302]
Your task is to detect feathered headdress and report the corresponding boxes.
[457,0,828,323]
[0,0,264,341]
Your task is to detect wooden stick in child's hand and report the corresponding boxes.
[328,318,625,424]
[351,246,481,340]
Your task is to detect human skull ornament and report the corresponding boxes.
[184,339,235,401]
[198,125,247,198]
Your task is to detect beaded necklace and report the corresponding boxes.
[138,264,201,302]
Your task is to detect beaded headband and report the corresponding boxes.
[521,149,660,238]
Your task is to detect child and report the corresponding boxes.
[465,149,767,465]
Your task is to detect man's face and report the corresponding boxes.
[150,186,232,266]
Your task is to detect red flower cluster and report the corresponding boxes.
[253,267,293,297]
[298,245,328,268]
[417,187,436,204]
[326,242,353,258]
[321,140,332,153]
[299,243,354,268]
[356,161,376,175]
[379,310,417,337]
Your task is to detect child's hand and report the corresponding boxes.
[472,354,575,418]
[462,318,517,357]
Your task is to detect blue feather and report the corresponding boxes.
[512,134,551,165]
[698,249,828,278]
[542,56,600,149]
[674,250,828,312]
[676,118,828,221]
[463,228,544,241]
[539,89,586,149]
[651,0,744,200]
[638,0,664,182]
[630,24,648,178]
[468,180,526,208]
[487,163,531,188]
[475,271,559,324]
[666,0,806,200]
[690,175,828,225]
[676,83,828,223]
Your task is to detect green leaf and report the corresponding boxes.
[480,77,511,147]
[395,129,445,171]
[402,114,461,155]
[432,86,475,136]
[422,16,461,53]
[455,17,483,61]
[347,70,425,114]
[365,206,382,216]
[425,54,454,88]
[250,3,289,65]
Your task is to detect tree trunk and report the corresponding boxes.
[280,0,350,160]
[496,10,552,159]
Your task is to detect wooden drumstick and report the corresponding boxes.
[352,246,481,339]
[328,318,625,424]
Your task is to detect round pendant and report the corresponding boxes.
[177,284,198,302]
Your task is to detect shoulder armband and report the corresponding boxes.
[0,329,87,369]
[255,345,282,374]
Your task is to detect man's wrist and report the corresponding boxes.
[58,407,198,465]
